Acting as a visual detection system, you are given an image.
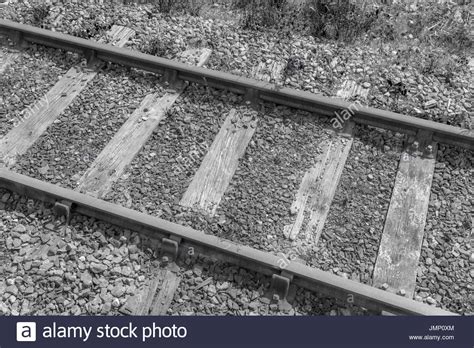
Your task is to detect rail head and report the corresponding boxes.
[0,19,473,150]
[0,168,456,316]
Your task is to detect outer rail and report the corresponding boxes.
[0,168,455,316]
[1,19,473,150]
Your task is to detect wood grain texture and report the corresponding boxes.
[283,79,361,243]
[0,52,17,74]
[179,108,257,215]
[120,267,180,316]
[119,270,165,315]
[76,48,212,198]
[104,25,135,47]
[149,270,180,315]
[283,129,353,242]
[252,60,284,83]
[76,91,177,196]
[373,140,437,298]
[335,80,369,100]
[0,25,134,168]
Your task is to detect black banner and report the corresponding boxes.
[1,316,472,348]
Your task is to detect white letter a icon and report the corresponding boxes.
[16,322,37,342]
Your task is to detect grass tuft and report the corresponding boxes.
[140,36,174,57]
[31,3,50,26]
[152,0,204,16]
[239,0,288,30]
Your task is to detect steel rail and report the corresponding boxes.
[0,168,455,316]
[0,19,473,150]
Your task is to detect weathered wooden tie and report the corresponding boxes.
[0,25,135,167]
[335,80,370,100]
[149,270,180,315]
[119,269,166,315]
[0,51,18,74]
[76,48,212,198]
[179,61,288,215]
[283,80,365,242]
[120,267,181,316]
[284,123,354,242]
[180,108,257,215]
[252,60,285,84]
[373,131,437,298]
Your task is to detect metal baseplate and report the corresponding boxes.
[9,30,28,48]
[53,200,73,224]
[406,130,436,159]
[162,235,182,261]
[244,88,260,107]
[271,270,294,300]
[84,48,101,68]
[161,69,184,91]
[337,119,355,138]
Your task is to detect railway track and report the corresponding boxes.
[0,19,472,316]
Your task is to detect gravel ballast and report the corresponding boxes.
[415,145,473,315]
[311,127,402,285]
[0,188,365,316]
[0,188,154,315]
[2,1,471,129]
[170,255,365,316]
[107,94,405,290]
[108,97,334,253]
[107,83,243,214]
[0,43,77,137]
[12,65,165,188]
[1,1,471,317]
